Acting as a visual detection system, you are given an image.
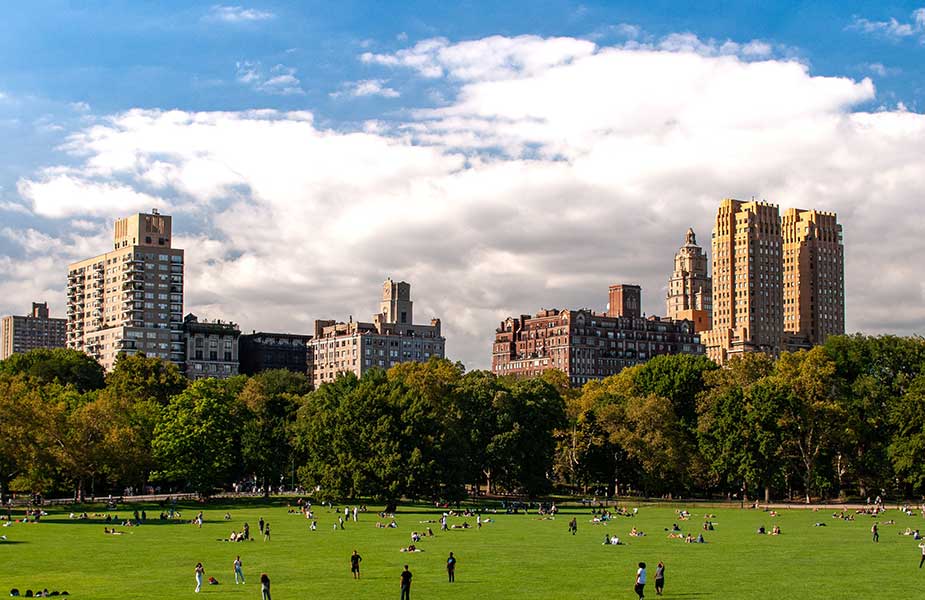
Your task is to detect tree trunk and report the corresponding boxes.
[764,485,770,504]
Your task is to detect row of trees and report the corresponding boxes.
[1,334,924,503]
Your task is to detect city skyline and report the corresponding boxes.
[1,2,923,370]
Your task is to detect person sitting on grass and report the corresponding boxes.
[671,523,681,532]
[401,544,422,552]
[630,527,644,537]
[684,534,694,543]
[757,526,766,535]
[696,533,705,543]
[603,533,611,545]
[771,525,781,536]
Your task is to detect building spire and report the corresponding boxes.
[686,227,697,246]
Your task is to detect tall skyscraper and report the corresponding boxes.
[0,302,67,359]
[666,228,712,332]
[702,199,783,364]
[67,210,184,371]
[781,208,845,346]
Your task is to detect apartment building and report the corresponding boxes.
[182,314,240,380]
[666,228,712,333]
[702,199,845,364]
[307,278,445,388]
[239,331,312,375]
[67,210,184,371]
[0,302,67,359]
[492,283,703,386]
[781,208,845,347]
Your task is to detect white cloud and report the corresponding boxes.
[69,101,91,113]
[848,8,925,41]
[9,33,925,368]
[235,61,304,95]
[331,79,400,99]
[17,171,167,218]
[207,5,275,23]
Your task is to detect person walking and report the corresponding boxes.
[400,564,413,600]
[569,517,577,535]
[233,555,245,584]
[260,573,271,600]
[259,517,265,535]
[654,561,665,596]
[918,541,925,568]
[243,522,250,540]
[194,562,205,593]
[446,552,457,582]
[634,562,647,600]
[264,523,271,542]
[351,550,362,580]
[872,523,879,542]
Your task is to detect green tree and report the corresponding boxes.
[239,369,310,496]
[293,370,402,502]
[0,348,104,392]
[151,378,243,495]
[106,353,188,405]
[888,374,925,493]
[486,377,566,496]
[775,348,844,503]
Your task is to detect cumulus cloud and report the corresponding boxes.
[331,79,400,99]
[847,8,925,41]
[235,61,304,95]
[7,33,925,368]
[207,5,275,23]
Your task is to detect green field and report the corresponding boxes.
[1,499,923,599]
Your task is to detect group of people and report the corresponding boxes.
[633,561,666,599]
[193,560,271,599]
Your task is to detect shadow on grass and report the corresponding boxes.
[0,540,28,544]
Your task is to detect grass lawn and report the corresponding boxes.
[1,499,923,599]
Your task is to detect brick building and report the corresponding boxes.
[492,284,703,386]
[0,302,67,359]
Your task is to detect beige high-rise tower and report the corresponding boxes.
[67,210,184,371]
[781,208,845,346]
[666,228,712,333]
[702,199,783,364]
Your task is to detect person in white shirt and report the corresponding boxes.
[918,542,925,569]
[634,562,647,599]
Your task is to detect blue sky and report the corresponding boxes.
[1,1,923,367]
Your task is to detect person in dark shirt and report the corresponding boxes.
[259,517,265,534]
[446,552,456,582]
[654,561,665,596]
[351,550,362,579]
[400,565,412,600]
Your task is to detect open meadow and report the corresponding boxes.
[2,500,924,599]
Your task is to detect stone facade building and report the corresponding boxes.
[492,284,703,386]
[702,199,845,364]
[67,211,184,371]
[781,208,845,347]
[666,228,712,333]
[307,278,445,388]
[0,302,67,360]
[239,332,312,375]
[182,314,240,380]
